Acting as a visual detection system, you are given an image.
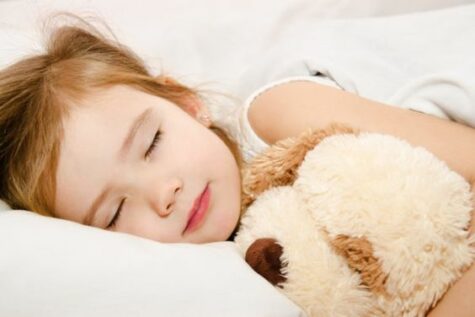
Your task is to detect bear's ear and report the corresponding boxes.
[330,234,388,296]
[241,123,358,213]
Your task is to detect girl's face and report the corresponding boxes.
[54,85,241,243]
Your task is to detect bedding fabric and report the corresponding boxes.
[236,4,475,130]
[0,210,306,317]
[228,4,475,163]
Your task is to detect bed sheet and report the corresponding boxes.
[1,0,474,91]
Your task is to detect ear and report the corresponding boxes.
[155,75,212,127]
[181,95,212,128]
[330,234,388,296]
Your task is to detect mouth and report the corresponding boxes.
[182,184,211,235]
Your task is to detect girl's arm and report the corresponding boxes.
[248,80,475,317]
[248,81,475,185]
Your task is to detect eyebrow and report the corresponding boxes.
[82,107,153,226]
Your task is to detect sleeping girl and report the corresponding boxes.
[0,12,474,317]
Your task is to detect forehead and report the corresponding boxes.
[72,85,162,116]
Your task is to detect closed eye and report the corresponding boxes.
[107,198,126,229]
[145,128,161,159]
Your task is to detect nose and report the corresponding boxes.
[151,178,183,217]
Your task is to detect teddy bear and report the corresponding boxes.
[234,123,474,317]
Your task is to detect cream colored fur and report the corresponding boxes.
[235,132,474,317]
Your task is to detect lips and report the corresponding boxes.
[183,184,211,235]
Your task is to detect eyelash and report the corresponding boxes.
[107,198,126,228]
[145,129,161,159]
[107,129,162,229]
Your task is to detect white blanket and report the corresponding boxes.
[236,4,475,128]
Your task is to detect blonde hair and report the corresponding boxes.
[0,15,242,216]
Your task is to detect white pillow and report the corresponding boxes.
[0,199,11,211]
[0,210,305,317]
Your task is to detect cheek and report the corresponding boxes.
[120,210,174,242]
[214,186,241,237]
[213,209,240,241]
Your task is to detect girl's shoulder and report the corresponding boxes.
[237,74,340,162]
[233,52,341,162]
